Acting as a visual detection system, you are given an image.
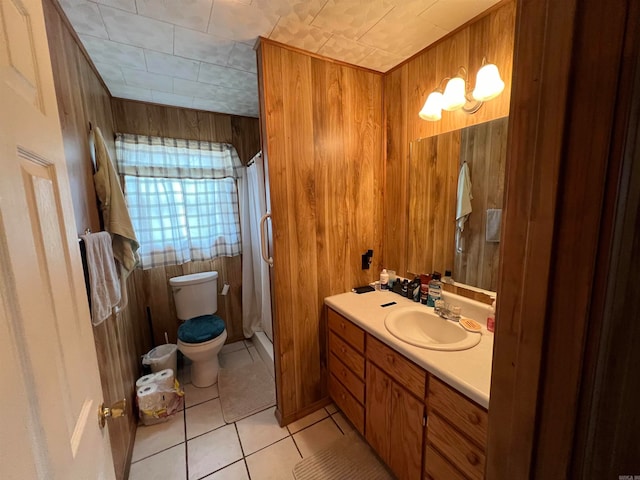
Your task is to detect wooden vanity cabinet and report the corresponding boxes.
[424,377,488,480]
[327,309,366,434]
[366,336,426,480]
[326,308,488,480]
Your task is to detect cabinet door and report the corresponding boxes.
[366,362,392,464]
[390,384,425,480]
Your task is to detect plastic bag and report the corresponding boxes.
[136,374,184,425]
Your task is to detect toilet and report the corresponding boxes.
[169,271,227,388]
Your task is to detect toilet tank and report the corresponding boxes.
[169,271,218,320]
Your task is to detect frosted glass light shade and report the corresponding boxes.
[442,77,467,111]
[419,91,443,121]
[472,64,505,101]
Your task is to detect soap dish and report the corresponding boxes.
[460,318,482,333]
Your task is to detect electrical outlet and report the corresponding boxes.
[221,283,230,295]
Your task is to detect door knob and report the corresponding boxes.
[98,399,127,429]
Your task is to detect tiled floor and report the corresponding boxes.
[130,339,357,480]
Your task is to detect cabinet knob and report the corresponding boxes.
[466,452,479,465]
[340,347,346,354]
[387,354,395,364]
[340,322,346,329]
[468,412,481,425]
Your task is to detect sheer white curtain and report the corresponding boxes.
[239,152,272,339]
[115,134,242,269]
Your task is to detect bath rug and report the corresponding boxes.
[218,360,275,423]
[293,432,394,480]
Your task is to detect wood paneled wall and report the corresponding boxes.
[42,2,145,479]
[111,99,261,345]
[257,39,384,424]
[111,99,260,165]
[383,0,516,278]
[407,131,460,276]
[454,117,508,291]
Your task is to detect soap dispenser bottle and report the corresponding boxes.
[380,269,389,290]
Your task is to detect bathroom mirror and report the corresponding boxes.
[407,117,508,292]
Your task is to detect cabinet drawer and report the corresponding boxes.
[328,309,365,353]
[429,376,488,447]
[366,335,426,398]
[424,445,467,480]
[329,352,365,404]
[428,413,485,480]
[329,331,365,379]
[329,373,364,435]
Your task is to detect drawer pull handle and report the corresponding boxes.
[340,323,346,329]
[340,347,346,354]
[468,412,481,425]
[387,354,395,364]
[341,393,346,400]
[466,452,479,465]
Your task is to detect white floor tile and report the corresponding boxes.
[236,406,289,455]
[286,408,328,434]
[325,403,338,415]
[219,348,253,369]
[185,398,225,439]
[292,417,343,458]
[183,382,219,408]
[131,415,185,462]
[129,444,186,480]
[221,341,247,355]
[332,411,356,435]
[187,424,242,480]
[205,460,249,480]
[245,437,301,480]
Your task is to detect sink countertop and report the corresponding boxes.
[325,290,493,408]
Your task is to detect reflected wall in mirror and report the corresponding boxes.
[407,117,508,292]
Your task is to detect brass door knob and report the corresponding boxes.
[98,399,127,429]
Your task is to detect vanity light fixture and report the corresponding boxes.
[419,60,505,122]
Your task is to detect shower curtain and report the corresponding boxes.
[239,152,273,339]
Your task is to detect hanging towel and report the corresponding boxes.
[80,232,121,325]
[456,162,473,252]
[92,127,140,276]
[486,208,502,242]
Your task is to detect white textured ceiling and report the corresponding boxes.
[59,0,500,118]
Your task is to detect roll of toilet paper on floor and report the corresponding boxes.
[137,384,165,411]
[154,368,175,389]
[135,373,157,389]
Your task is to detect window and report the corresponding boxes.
[115,134,242,269]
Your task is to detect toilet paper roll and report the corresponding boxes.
[135,373,157,389]
[137,384,165,412]
[153,368,175,389]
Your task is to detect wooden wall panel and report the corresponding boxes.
[383,0,516,278]
[406,132,459,276]
[454,117,508,291]
[258,39,384,424]
[42,2,146,479]
[111,99,261,346]
[111,99,260,165]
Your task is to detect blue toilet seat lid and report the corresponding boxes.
[178,315,225,344]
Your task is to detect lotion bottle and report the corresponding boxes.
[380,269,389,290]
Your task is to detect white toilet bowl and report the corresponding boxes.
[178,328,227,387]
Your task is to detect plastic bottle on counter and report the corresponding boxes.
[380,269,389,290]
[426,272,443,307]
[487,298,496,332]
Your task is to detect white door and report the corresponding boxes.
[0,0,115,478]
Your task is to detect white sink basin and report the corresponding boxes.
[384,306,481,351]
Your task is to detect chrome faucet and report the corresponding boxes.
[434,300,461,322]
